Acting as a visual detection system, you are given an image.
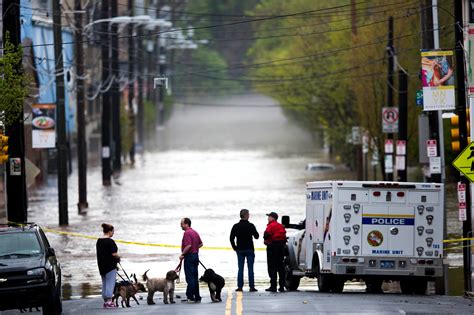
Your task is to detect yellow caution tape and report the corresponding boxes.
[443,237,474,243]
[43,228,266,251]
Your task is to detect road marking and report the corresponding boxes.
[236,291,243,315]
[225,288,233,315]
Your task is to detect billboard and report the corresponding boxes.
[32,103,56,149]
[421,50,455,111]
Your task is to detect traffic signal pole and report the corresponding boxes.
[385,16,394,181]
[2,0,28,223]
[454,0,472,293]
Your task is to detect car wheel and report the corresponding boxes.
[43,285,61,315]
[284,264,301,291]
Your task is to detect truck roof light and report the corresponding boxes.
[362,183,416,189]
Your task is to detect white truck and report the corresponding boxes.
[282,181,444,294]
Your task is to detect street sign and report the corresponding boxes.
[352,127,361,145]
[362,135,369,154]
[452,141,474,182]
[395,155,405,171]
[384,139,394,154]
[426,139,438,157]
[384,154,393,173]
[382,107,399,133]
[429,156,441,174]
[457,182,467,221]
[416,89,423,106]
[396,140,406,155]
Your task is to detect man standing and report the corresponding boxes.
[230,209,260,292]
[263,211,287,292]
[179,217,202,303]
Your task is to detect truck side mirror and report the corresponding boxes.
[282,215,290,228]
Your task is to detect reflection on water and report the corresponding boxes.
[24,94,466,298]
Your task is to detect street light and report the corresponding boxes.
[83,16,171,32]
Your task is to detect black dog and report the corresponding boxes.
[199,269,225,302]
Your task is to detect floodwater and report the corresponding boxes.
[24,94,464,299]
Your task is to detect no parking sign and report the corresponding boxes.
[382,107,399,133]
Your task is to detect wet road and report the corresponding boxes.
[19,94,465,298]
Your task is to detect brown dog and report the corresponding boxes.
[113,274,146,308]
[142,269,179,305]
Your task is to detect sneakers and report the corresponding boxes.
[249,287,258,292]
[103,301,117,309]
[265,287,277,292]
[235,288,243,292]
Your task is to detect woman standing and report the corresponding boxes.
[96,223,120,308]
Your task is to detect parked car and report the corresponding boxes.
[0,223,62,314]
[305,163,336,171]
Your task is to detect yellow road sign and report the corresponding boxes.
[452,141,474,181]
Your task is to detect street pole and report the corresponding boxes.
[137,26,144,151]
[128,0,136,164]
[454,0,472,293]
[52,0,69,225]
[397,70,407,182]
[101,0,112,186]
[2,0,28,223]
[111,0,121,174]
[75,0,88,213]
[385,16,394,181]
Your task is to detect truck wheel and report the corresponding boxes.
[330,277,345,293]
[412,279,428,295]
[43,284,61,314]
[284,265,301,291]
[399,278,414,294]
[317,273,332,293]
[365,279,383,294]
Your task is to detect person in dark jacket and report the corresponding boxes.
[230,209,260,292]
[96,223,120,308]
[263,212,287,292]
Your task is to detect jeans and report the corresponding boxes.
[236,249,255,289]
[101,269,117,301]
[266,242,285,289]
[184,253,201,301]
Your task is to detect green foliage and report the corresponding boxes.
[143,99,156,133]
[0,34,28,128]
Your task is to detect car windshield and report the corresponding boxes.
[0,232,42,258]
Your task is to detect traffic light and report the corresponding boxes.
[0,134,8,164]
[450,110,471,152]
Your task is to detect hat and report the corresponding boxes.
[266,212,278,220]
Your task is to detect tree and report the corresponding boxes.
[0,34,28,128]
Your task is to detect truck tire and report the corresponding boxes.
[284,265,301,291]
[43,284,62,314]
[330,277,345,293]
[412,279,428,295]
[317,273,331,293]
[365,278,383,294]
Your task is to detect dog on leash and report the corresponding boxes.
[199,268,225,302]
[113,274,146,308]
[142,269,179,304]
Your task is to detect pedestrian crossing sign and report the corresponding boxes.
[452,141,474,182]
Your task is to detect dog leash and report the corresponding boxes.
[175,260,183,284]
[118,262,132,282]
[199,260,207,270]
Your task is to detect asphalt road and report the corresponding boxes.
[2,288,473,314]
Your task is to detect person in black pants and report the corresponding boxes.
[263,212,287,292]
[230,209,260,292]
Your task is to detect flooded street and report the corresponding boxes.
[25,94,464,298]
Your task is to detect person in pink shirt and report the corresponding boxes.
[179,217,203,303]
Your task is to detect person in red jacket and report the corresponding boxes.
[263,211,287,292]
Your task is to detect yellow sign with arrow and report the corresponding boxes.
[452,141,474,182]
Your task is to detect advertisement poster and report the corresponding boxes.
[421,50,455,111]
[468,26,474,93]
[32,103,56,148]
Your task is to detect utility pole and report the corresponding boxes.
[101,0,112,186]
[385,16,394,181]
[75,0,88,213]
[397,70,407,182]
[454,0,472,294]
[137,26,144,151]
[52,0,69,225]
[2,0,28,223]
[128,0,136,164]
[111,0,121,174]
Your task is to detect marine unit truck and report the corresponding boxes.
[282,181,444,294]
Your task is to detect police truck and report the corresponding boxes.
[282,181,444,294]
